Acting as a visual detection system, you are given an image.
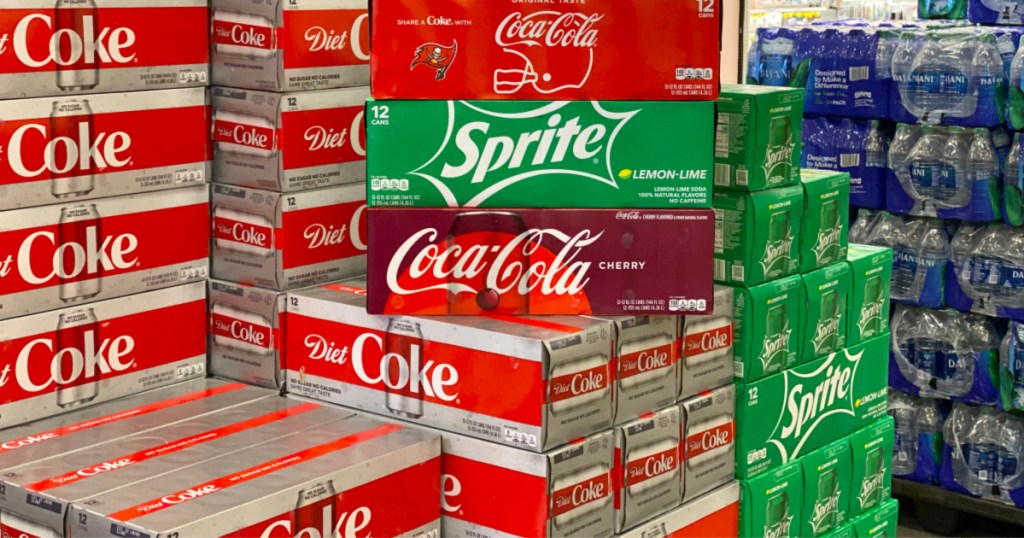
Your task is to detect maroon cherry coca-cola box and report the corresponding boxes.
[367,208,714,316]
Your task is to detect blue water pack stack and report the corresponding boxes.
[803,116,891,209]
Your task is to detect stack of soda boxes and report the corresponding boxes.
[279,1,746,536]
[756,11,1024,509]
[0,3,447,538]
[713,83,899,537]
[206,0,372,389]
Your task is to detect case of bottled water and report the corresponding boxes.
[968,0,1024,25]
[1002,133,1024,225]
[939,402,1024,506]
[803,116,890,210]
[850,211,948,307]
[947,223,1024,321]
[888,389,949,484]
[999,320,1024,412]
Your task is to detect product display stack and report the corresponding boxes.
[714,84,899,537]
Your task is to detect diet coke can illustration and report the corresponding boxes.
[55,306,100,408]
[293,480,338,535]
[384,317,425,419]
[54,0,100,92]
[446,211,528,314]
[58,204,102,302]
[50,99,95,198]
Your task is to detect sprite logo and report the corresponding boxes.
[410,101,639,207]
[762,135,795,181]
[857,469,885,508]
[760,321,792,371]
[760,235,793,276]
[810,490,841,533]
[765,515,793,538]
[813,224,843,264]
[858,298,884,336]
[770,350,861,461]
[812,316,840,354]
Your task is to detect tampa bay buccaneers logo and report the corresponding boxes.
[411,41,458,81]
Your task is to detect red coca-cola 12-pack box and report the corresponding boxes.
[0,185,210,320]
[370,0,719,101]
[211,0,369,92]
[208,280,287,389]
[211,86,367,192]
[211,183,366,291]
[0,0,209,100]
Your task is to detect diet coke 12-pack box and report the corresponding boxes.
[370,0,720,101]
[70,415,441,538]
[0,87,209,210]
[209,280,287,389]
[0,398,351,537]
[0,379,273,473]
[285,281,614,452]
[0,282,208,430]
[680,385,735,503]
[617,481,739,538]
[678,285,735,400]
[613,406,682,533]
[0,0,210,100]
[210,0,369,92]
[211,183,366,291]
[366,208,715,316]
[588,315,678,426]
[441,428,614,538]
[0,185,210,320]
[211,86,367,192]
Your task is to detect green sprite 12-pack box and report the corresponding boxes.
[849,417,894,519]
[714,185,804,286]
[802,263,851,364]
[732,275,804,383]
[800,169,850,273]
[800,438,852,537]
[739,461,802,538]
[714,85,803,191]
[846,244,893,347]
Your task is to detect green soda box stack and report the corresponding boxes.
[713,185,804,286]
[821,524,856,538]
[851,499,899,537]
[739,461,802,538]
[848,418,894,519]
[800,438,852,537]
[365,100,714,208]
[846,244,894,347]
[802,263,851,363]
[714,85,803,191]
[731,275,804,383]
[800,169,851,273]
[735,335,890,479]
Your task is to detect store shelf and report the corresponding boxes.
[893,478,1024,527]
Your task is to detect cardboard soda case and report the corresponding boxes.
[210,0,369,92]
[678,285,735,400]
[850,499,899,537]
[0,88,208,210]
[613,406,681,532]
[739,462,802,538]
[71,415,442,537]
[848,417,894,519]
[714,85,804,191]
[802,263,852,363]
[211,86,367,192]
[367,208,715,316]
[366,100,713,209]
[370,0,720,101]
[209,280,287,389]
[731,275,805,383]
[681,385,736,503]
[589,316,677,426]
[0,185,210,320]
[735,335,890,479]
[211,183,367,291]
[285,281,614,452]
[0,283,209,429]
[801,169,851,273]
[616,482,739,538]
[846,244,893,347]
[800,438,853,537]
[0,398,352,537]
[0,380,272,473]
[713,185,804,286]
[0,1,209,100]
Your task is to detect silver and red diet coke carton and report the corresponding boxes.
[209,280,287,389]
[211,183,366,290]
[0,397,351,537]
[285,281,614,452]
[0,185,210,320]
[211,0,369,92]
[617,482,739,538]
[0,282,210,429]
[613,405,682,532]
[678,286,735,400]
[0,0,210,99]
[680,385,735,503]
[70,414,441,538]
[0,88,209,210]
[211,86,367,192]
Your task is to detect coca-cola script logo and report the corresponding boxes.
[304,13,370,60]
[5,121,132,179]
[8,14,137,69]
[493,12,602,94]
[386,228,602,298]
[303,109,366,156]
[9,330,136,394]
[259,505,372,538]
[303,204,367,252]
[552,474,609,516]
[0,227,138,285]
[214,120,274,151]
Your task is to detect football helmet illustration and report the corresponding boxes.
[493,13,597,95]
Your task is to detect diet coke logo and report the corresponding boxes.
[161,485,219,505]
[8,330,136,394]
[685,325,733,356]
[259,505,371,538]
[0,226,138,285]
[214,316,269,348]
[550,367,607,402]
[0,433,56,451]
[620,346,672,379]
[304,13,370,61]
[7,14,137,69]
[687,422,734,459]
[216,217,272,250]
[75,457,134,478]
[303,109,366,156]
[386,228,602,298]
[215,120,273,151]
[6,121,132,179]
[495,12,602,49]
[627,450,677,485]
[553,474,609,515]
[214,21,272,50]
[303,204,367,252]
